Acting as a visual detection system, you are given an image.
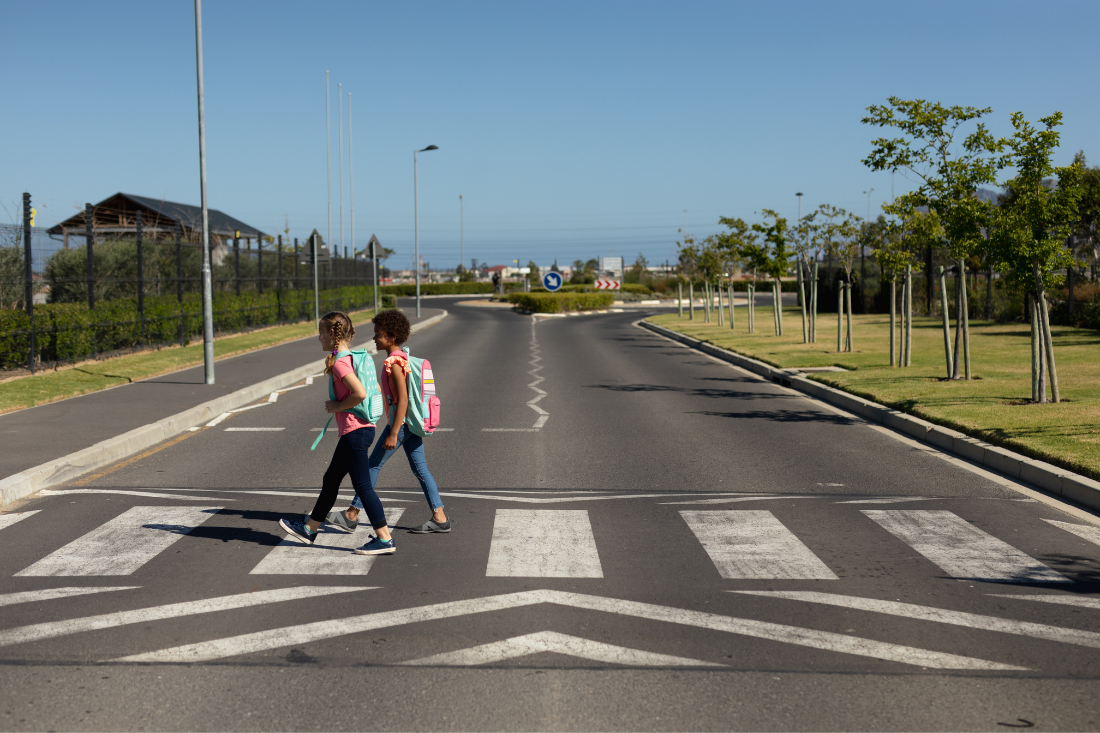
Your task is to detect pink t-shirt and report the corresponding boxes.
[331,356,375,436]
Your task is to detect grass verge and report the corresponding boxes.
[649,308,1100,480]
[0,308,375,416]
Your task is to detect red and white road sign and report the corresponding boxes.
[594,280,621,290]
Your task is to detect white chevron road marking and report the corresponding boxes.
[0,511,39,531]
[0,587,137,608]
[988,594,1100,611]
[112,589,1023,669]
[1043,519,1100,547]
[0,586,372,649]
[735,590,1100,649]
[251,508,405,575]
[400,631,722,667]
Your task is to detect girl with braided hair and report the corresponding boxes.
[278,311,395,555]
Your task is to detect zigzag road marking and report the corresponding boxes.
[736,590,1100,649]
[400,630,722,667]
[0,586,373,648]
[112,589,1023,670]
[527,318,548,429]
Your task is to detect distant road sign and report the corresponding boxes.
[594,280,620,290]
[543,271,563,291]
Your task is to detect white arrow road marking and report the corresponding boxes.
[836,497,934,504]
[0,511,39,531]
[681,510,838,580]
[400,631,722,667]
[111,589,1023,669]
[735,590,1100,650]
[863,510,1070,583]
[205,401,272,428]
[1043,519,1100,547]
[17,506,223,577]
[988,594,1100,610]
[0,586,372,649]
[38,490,237,501]
[486,510,603,578]
[251,508,405,575]
[661,496,816,506]
[224,427,285,432]
[0,587,137,608]
[144,488,410,501]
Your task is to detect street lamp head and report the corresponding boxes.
[795,192,803,197]
[420,145,439,152]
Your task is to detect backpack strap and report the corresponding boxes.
[311,416,333,450]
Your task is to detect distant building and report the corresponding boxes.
[47,193,269,266]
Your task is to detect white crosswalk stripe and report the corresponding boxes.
[16,506,223,577]
[0,587,137,608]
[251,508,405,575]
[863,510,1069,583]
[0,511,39,531]
[681,510,838,580]
[486,509,603,577]
[1043,519,1100,547]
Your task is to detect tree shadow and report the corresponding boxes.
[691,409,859,425]
[586,383,797,401]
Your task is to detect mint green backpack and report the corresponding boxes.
[311,348,384,450]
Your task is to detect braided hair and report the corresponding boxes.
[320,311,355,374]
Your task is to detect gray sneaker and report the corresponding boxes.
[325,510,359,533]
[410,518,451,534]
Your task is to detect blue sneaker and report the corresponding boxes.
[279,517,317,545]
[354,536,396,555]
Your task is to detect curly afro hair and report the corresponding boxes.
[371,308,411,345]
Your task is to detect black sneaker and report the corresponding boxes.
[279,517,317,545]
[410,518,451,534]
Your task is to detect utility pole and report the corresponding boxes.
[194,0,214,384]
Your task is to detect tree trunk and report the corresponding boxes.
[961,269,971,380]
[717,280,724,327]
[688,282,694,320]
[905,263,913,367]
[899,273,907,367]
[986,267,993,321]
[889,277,896,367]
[678,281,683,318]
[811,263,819,343]
[799,260,808,343]
[774,280,783,336]
[845,281,854,352]
[748,282,754,333]
[1036,272,1060,403]
[952,261,963,379]
[728,281,735,330]
[1029,293,1040,402]
[837,280,843,352]
[938,267,952,378]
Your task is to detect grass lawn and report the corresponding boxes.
[0,308,375,416]
[649,307,1100,479]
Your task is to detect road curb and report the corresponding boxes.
[639,319,1100,514]
[0,310,448,508]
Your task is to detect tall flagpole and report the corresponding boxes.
[194,0,214,384]
[349,92,355,265]
[339,82,344,259]
[326,71,331,272]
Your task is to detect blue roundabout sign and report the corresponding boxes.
[542,271,564,292]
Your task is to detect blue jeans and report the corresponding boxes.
[351,423,443,511]
[311,426,387,529]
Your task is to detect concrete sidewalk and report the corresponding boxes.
[0,308,445,481]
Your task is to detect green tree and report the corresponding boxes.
[1069,151,1100,277]
[812,206,862,351]
[877,210,936,367]
[988,112,1084,404]
[526,260,540,285]
[863,97,1007,378]
[628,253,649,285]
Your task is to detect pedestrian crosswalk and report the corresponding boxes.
[1,503,1096,583]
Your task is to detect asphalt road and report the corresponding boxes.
[1,296,1098,731]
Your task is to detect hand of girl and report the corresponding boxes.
[324,400,340,414]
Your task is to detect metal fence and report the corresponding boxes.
[0,206,384,372]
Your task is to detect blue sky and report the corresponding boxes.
[4,0,1098,270]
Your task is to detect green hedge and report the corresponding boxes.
[508,292,615,313]
[380,282,493,296]
[0,285,381,369]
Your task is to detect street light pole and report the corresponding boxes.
[193,0,214,384]
[326,71,331,265]
[414,145,438,318]
[459,194,464,275]
[349,93,355,268]
[339,82,344,259]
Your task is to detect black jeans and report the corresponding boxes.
[310,426,387,529]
